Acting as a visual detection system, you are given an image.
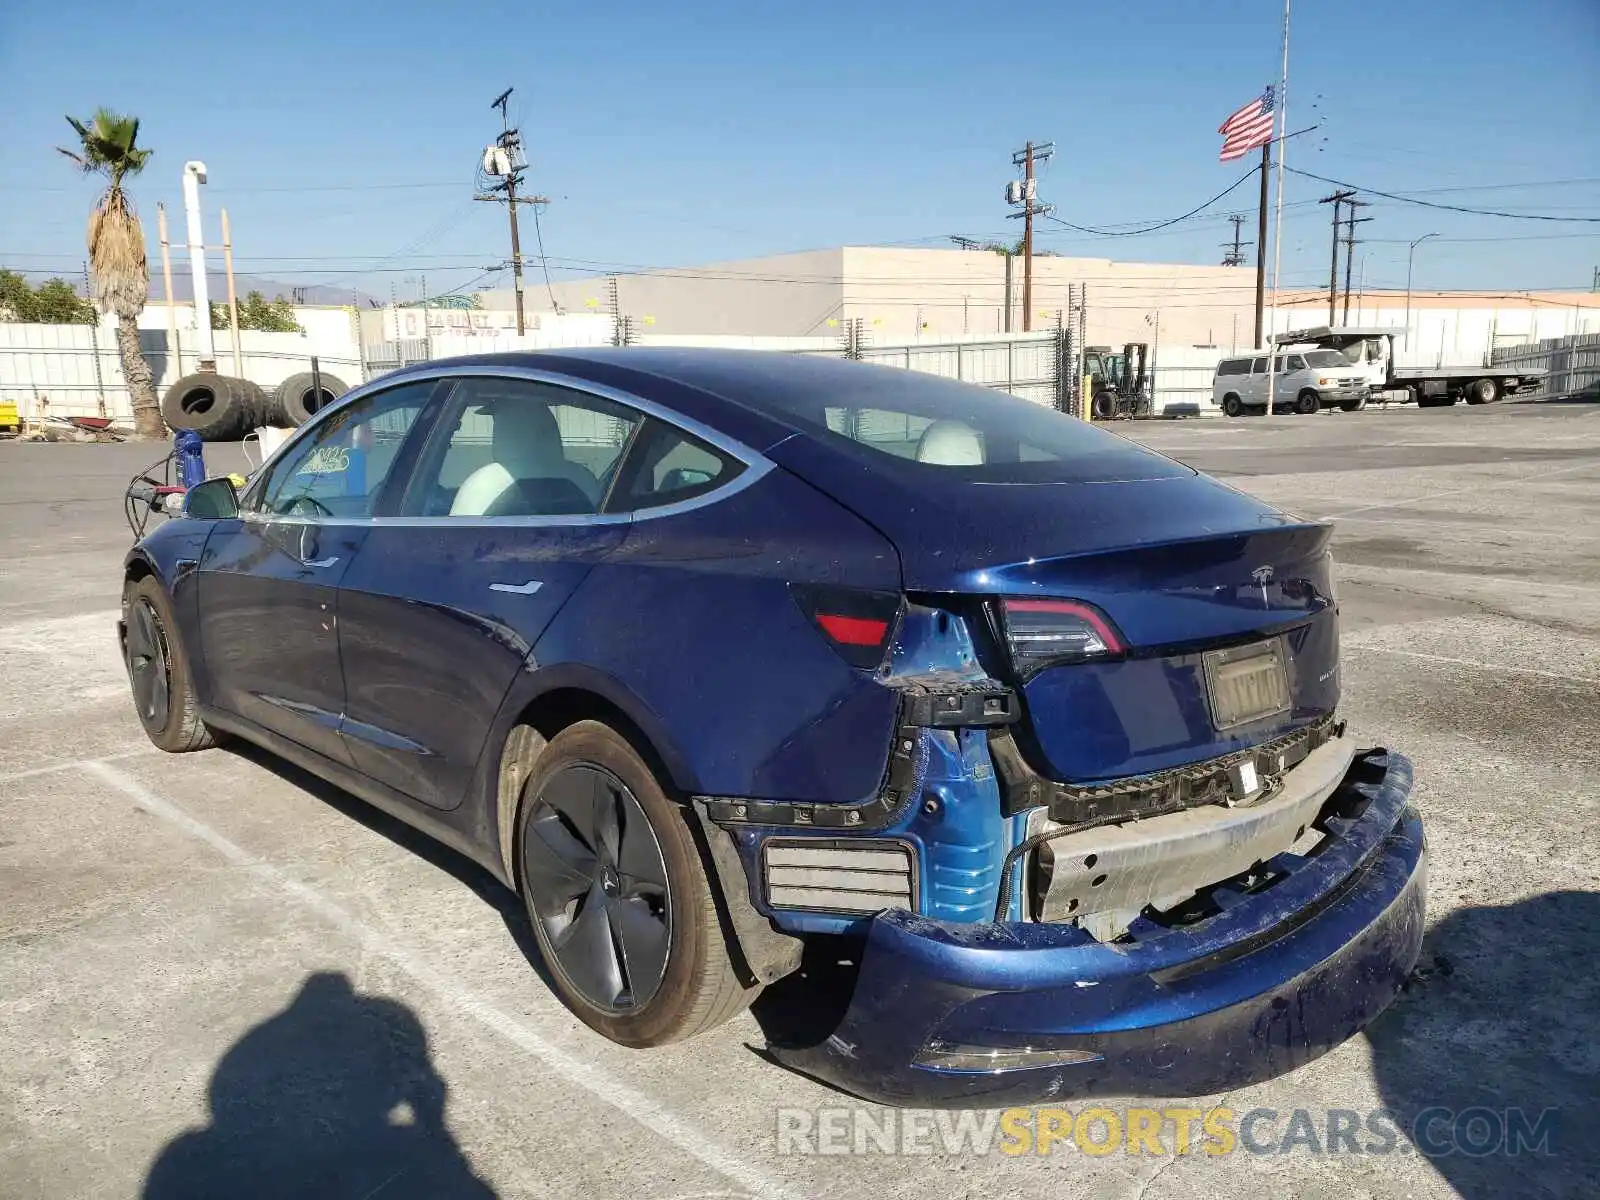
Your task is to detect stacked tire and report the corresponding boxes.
[160,370,349,441]
[159,374,269,442]
[272,372,349,425]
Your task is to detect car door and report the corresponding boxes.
[1277,354,1307,403]
[333,373,643,809]
[197,379,439,764]
[1245,356,1269,406]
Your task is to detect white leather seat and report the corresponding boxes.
[915,419,985,465]
[451,403,600,516]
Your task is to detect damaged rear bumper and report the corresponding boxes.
[769,748,1425,1107]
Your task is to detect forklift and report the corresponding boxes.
[1084,342,1154,420]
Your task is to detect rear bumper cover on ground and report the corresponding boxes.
[770,750,1425,1107]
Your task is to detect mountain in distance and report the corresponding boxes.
[145,270,383,307]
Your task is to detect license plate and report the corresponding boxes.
[1203,640,1290,730]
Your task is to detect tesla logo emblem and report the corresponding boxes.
[1251,565,1274,608]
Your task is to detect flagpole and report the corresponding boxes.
[1264,0,1291,421]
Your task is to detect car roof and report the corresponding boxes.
[385,347,1000,450]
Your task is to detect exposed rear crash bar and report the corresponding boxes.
[990,714,1343,822]
[1032,732,1357,926]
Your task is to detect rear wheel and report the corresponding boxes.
[1092,390,1117,420]
[516,720,757,1047]
[122,576,216,752]
[1295,389,1321,415]
[1465,377,1501,405]
[1222,393,1243,418]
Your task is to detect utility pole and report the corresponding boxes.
[1320,190,1354,323]
[1254,143,1270,347]
[1006,140,1054,332]
[1341,198,1372,323]
[1221,214,1251,266]
[476,87,548,336]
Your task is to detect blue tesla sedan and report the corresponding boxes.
[121,349,1425,1105]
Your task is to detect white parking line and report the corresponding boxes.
[1346,644,1599,684]
[0,747,154,785]
[82,760,798,1200]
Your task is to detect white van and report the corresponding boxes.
[1212,349,1371,417]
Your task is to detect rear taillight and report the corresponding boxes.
[1000,597,1125,675]
[791,584,902,670]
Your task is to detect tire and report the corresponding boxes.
[1465,377,1501,405]
[122,575,217,753]
[1295,389,1321,415]
[516,720,757,1047]
[160,373,269,441]
[1092,391,1118,421]
[1222,394,1244,418]
[273,371,350,426]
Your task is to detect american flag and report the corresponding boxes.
[1218,86,1276,161]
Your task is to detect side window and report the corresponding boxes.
[611,419,744,512]
[405,377,641,518]
[255,382,433,518]
[1250,357,1268,374]
[1287,355,1307,371]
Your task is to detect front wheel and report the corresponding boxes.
[1465,377,1502,405]
[1295,389,1321,415]
[122,575,218,753]
[1092,391,1118,420]
[1222,394,1244,418]
[516,720,758,1047]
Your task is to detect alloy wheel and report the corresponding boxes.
[126,599,171,728]
[521,764,672,1013]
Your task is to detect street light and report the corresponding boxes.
[1405,233,1440,337]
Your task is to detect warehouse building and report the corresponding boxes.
[479,246,1600,359]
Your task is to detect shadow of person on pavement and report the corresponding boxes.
[143,971,496,1199]
[1367,889,1598,1200]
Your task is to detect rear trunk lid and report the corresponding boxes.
[767,437,1338,781]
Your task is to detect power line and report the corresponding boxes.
[1284,166,1600,222]
[531,201,559,312]
[1045,167,1258,236]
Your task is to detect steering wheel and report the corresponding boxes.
[284,494,333,518]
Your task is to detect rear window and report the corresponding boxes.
[744,369,1181,483]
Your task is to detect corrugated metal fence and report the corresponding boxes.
[1491,333,1600,399]
[3,317,1224,425]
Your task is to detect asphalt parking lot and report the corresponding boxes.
[2,400,1597,1200]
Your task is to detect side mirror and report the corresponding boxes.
[182,476,240,519]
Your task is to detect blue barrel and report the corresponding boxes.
[174,428,207,490]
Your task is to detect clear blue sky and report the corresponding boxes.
[2,0,1596,303]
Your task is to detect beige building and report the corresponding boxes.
[482,247,1261,347]
[478,246,1600,359]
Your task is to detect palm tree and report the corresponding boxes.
[57,109,163,439]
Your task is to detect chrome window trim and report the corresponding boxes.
[238,362,774,529]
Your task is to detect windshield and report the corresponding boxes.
[1304,351,1350,368]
